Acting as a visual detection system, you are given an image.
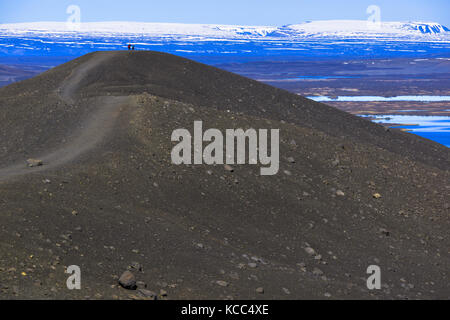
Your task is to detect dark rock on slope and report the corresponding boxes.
[0,51,448,299]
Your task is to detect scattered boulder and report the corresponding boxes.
[313,268,324,276]
[331,158,340,167]
[224,165,234,172]
[373,193,382,199]
[119,271,137,290]
[216,280,229,287]
[27,159,43,168]
[129,262,143,272]
[379,228,390,237]
[159,289,168,297]
[336,190,345,197]
[137,289,157,300]
[256,287,264,294]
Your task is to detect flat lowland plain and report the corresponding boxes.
[0,51,449,299]
[220,57,450,116]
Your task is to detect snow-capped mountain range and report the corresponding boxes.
[1,20,449,59]
[1,20,449,41]
[274,20,450,40]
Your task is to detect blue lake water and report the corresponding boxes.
[285,76,362,81]
[360,115,450,148]
[309,96,450,102]
[2,32,450,60]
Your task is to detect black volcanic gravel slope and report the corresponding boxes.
[0,51,448,300]
[71,51,449,170]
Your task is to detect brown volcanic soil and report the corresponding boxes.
[0,51,448,300]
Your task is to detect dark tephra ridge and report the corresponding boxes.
[0,51,448,299]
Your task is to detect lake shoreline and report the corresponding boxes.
[360,114,450,148]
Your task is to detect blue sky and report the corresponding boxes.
[0,0,449,26]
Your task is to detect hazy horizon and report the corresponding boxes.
[1,19,449,27]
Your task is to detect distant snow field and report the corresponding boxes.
[309,96,450,102]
